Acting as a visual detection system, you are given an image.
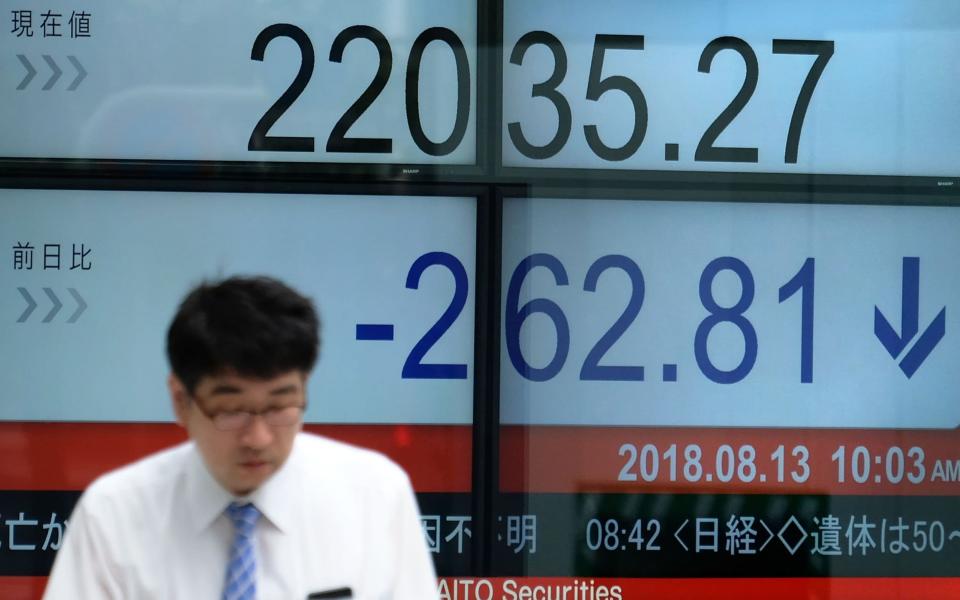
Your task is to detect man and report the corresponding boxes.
[44,276,439,599]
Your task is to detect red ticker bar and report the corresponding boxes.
[438,578,959,600]
[0,577,45,600]
[0,422,471,493]
[500,426,960,495]
[5,577,960,600]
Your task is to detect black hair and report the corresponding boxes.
[166,276,320,393]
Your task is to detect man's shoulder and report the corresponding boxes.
[81,441,193,506]
[293,432,411,489]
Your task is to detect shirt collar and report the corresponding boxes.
[184,443,232,534]
[245,437,298,534]
[184,437,300,535]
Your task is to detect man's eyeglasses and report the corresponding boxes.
[192,401,305,432]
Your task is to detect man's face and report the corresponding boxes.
[170,370,306,496]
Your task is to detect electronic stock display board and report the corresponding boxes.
[492,194,960,599]
[3,0,960,599]
[2,0,481,595]
[0,188,478,593]
[2,0,478,171]
[502,0,960,184]
[484,2,960,598]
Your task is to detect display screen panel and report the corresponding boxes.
[3,0,960,597]
[1,0,477,167]
[494,193,960,599]
[502,0,960,180]
[0,188,477,593]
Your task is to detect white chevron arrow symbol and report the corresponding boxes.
[42,287,62,322]
[16,55,37,90]
[67,288,87,323]
[17,287,37,322]
[67,55,87,91]
[42,55,62,90]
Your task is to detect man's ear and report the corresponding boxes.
[168,374,189,428]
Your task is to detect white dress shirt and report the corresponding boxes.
[43,432,439,600]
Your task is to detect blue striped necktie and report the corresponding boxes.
[223,502,260,600]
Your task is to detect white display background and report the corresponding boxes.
[503,0,960,177]
[501,196,960,428]
[2,189,476,423]
[2,0,477,164]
